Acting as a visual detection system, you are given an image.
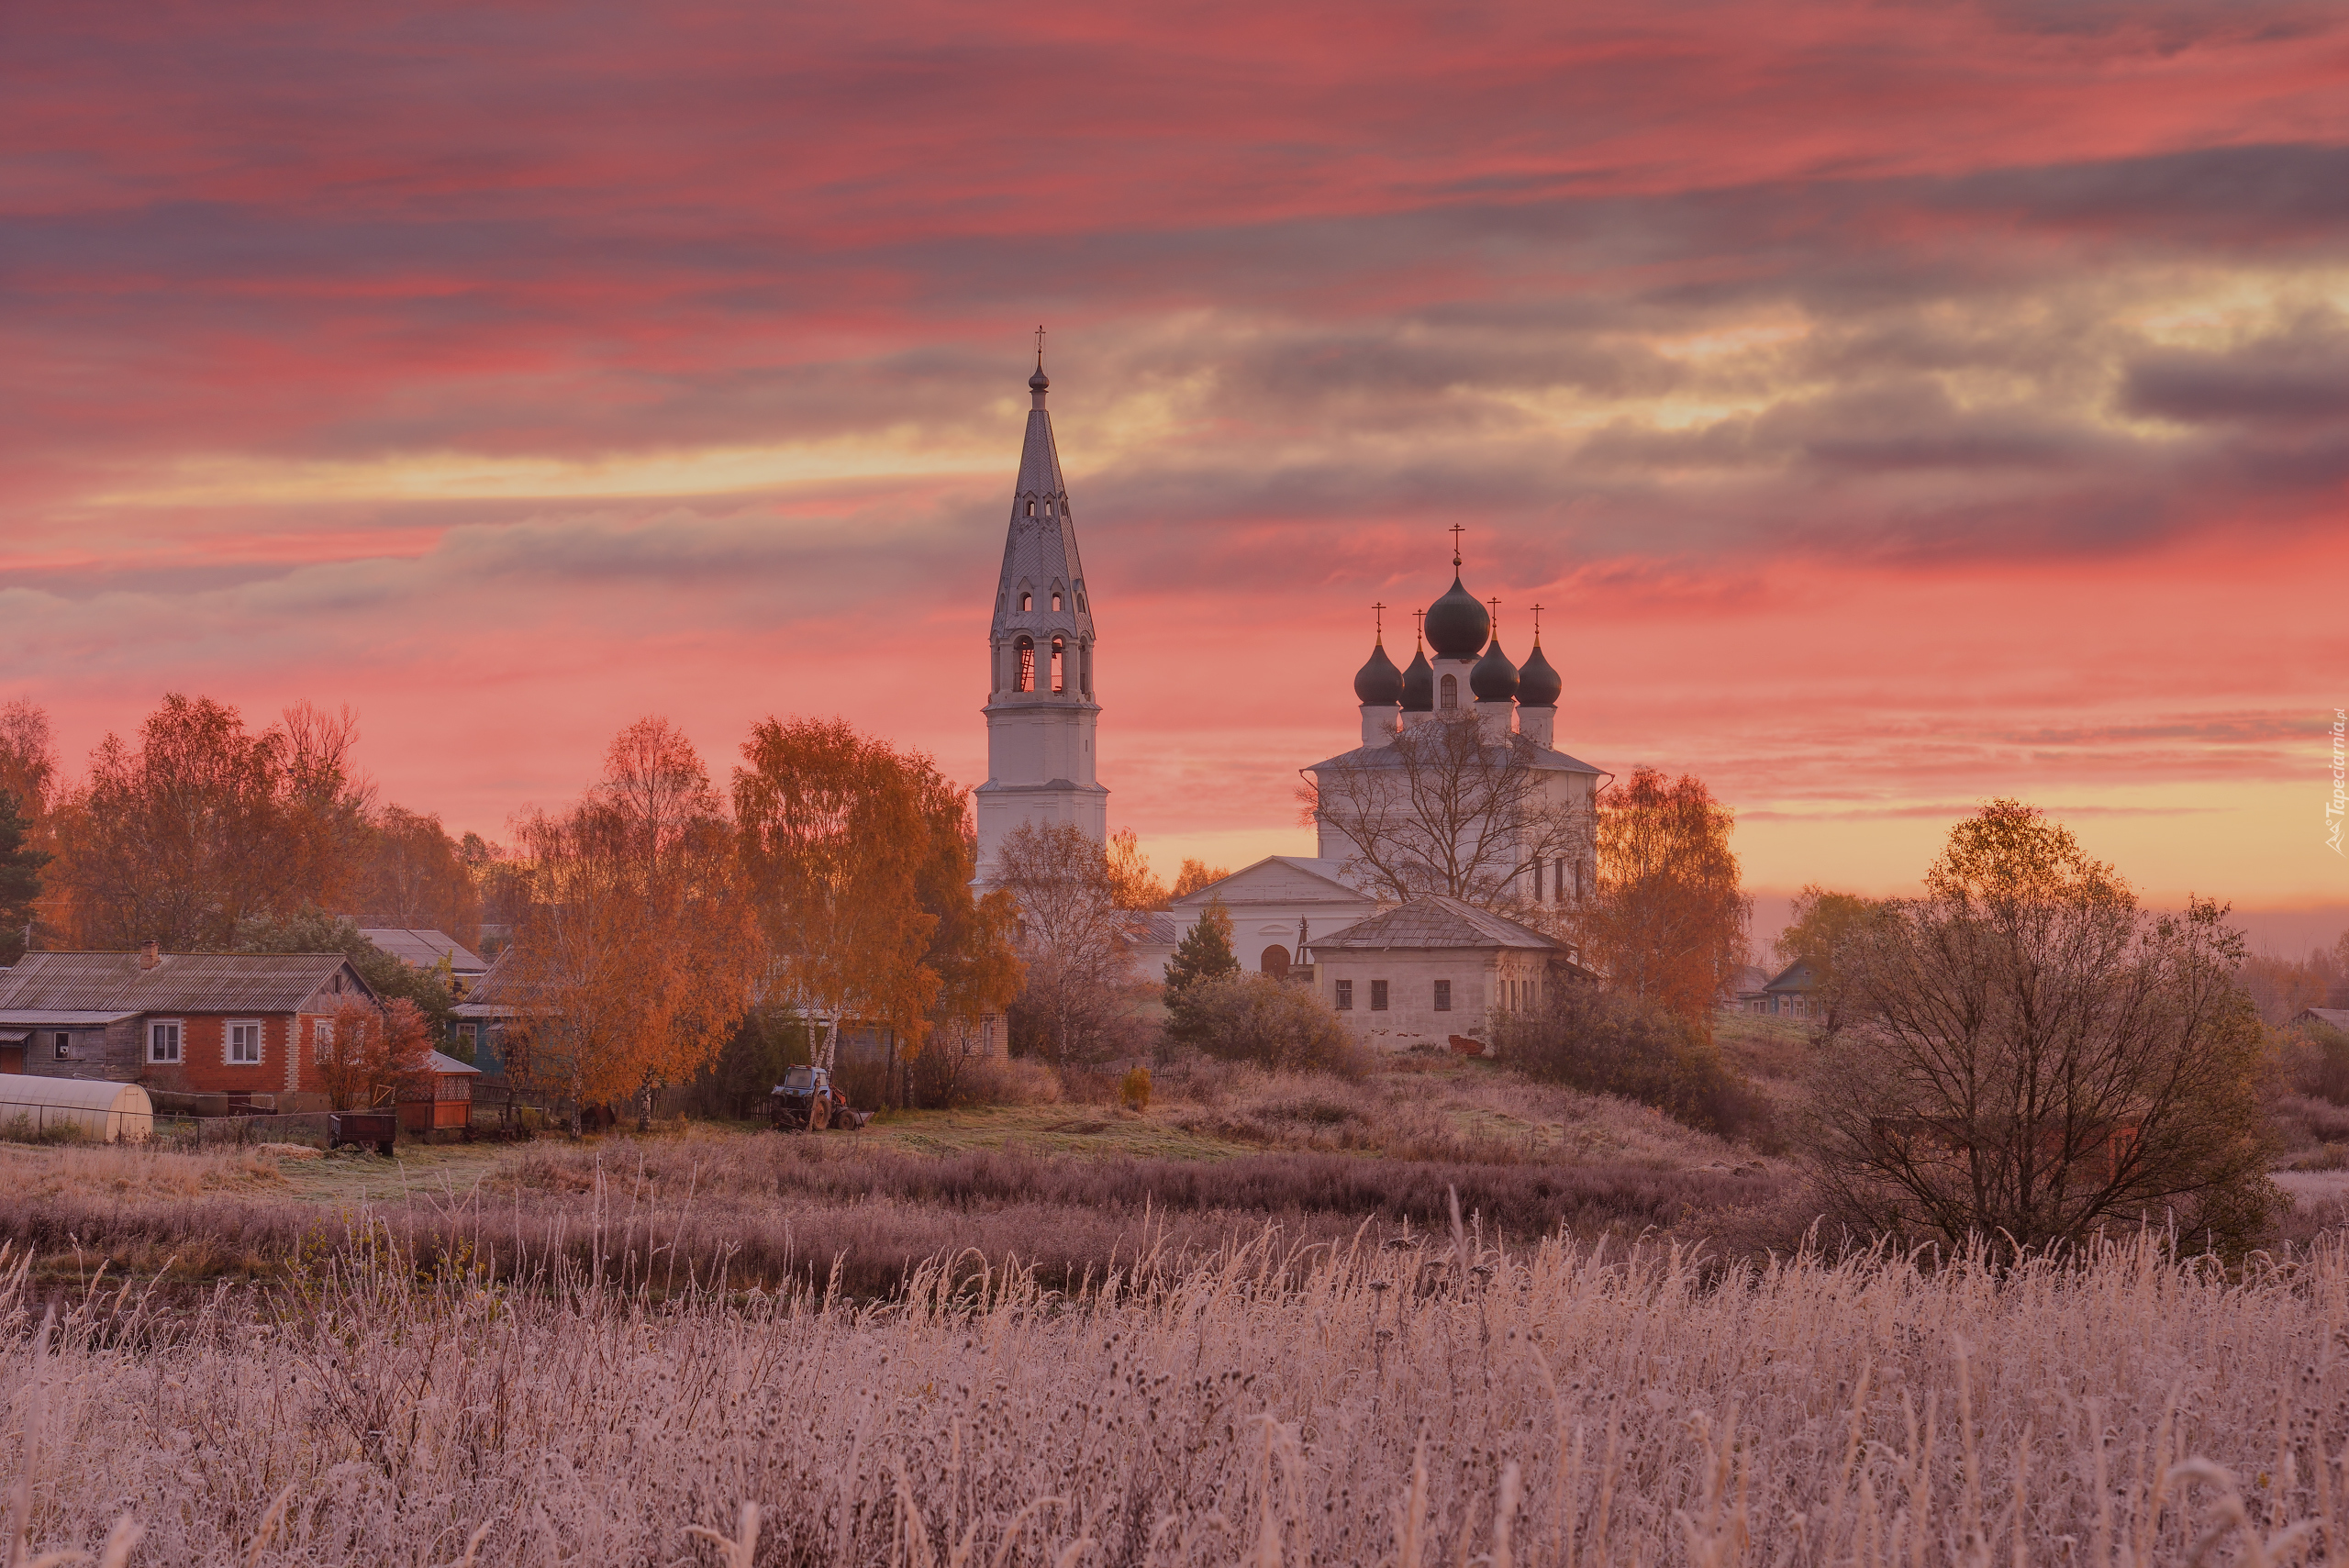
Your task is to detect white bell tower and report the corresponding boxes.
[974,339,1108,883]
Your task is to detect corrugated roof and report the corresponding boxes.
[457,948,553,1011]
[360,929,488,973]
[1120,910,1178,944]
[426,1049,481,1075]
[1313,895,1559,953]
[0,951,370,1014]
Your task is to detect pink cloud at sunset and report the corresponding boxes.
[4,0,2346,932]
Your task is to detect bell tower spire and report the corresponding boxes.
[976,339,1108,883]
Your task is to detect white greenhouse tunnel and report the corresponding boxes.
[0,1075,154,1142]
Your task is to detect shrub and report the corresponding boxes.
[2285,1022,2349,1104]
[1119,1065,1151,1111]
[1164,973,1367,1077]
[0,1114,89,1147]
[1493,984,1768,1140]
[957,1055,1063,1106]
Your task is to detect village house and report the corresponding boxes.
[1309,895,1574,1052]
[1756,959,1820,1018]
[0,944,377,1102]
[448,948,526,1072]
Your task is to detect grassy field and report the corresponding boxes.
[0,1063,1786,1299]
[8,1218,2347,1566]
[9,1048,2346,1564]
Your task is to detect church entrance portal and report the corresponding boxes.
[1259,945,1291,979]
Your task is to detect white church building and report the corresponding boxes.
[968,350,1606,1040]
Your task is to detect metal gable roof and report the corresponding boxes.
[1119,910,1179,945]
[1304,737,1605,777]
[1313,895,1559,953]
[0,951,372,1014]
[360,928,488,973]
[1169,855,1376,909]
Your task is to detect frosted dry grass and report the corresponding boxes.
[6,1223,2349,1567]
[1157,1062,1735,1165]
[0,1140,284,1201]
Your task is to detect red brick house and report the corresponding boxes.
[0,947,377,1098]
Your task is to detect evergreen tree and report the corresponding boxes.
[1163,895,1239,999]
[0,788,50,965]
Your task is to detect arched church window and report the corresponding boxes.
[1016,636,1035,692]
[1020,591,1032,612]
[1052,589,1063,612]
[1051,636,1066,694]
[1440,673,1458,710]
[1026,501,1035,517]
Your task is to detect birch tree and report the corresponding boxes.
[733,717,939,1072]
[505,718,757,1125]
[1572,767,1749,1029]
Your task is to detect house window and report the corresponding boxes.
[1370,980,1389,1011]
[148,1019,184,1064]
[1334,980,1353,1010]
[1433,980,1451,1011]
[313,1018,335,1061]
[1440,673,1458,710]
[1016,636,1036,692]
[51,1032,71,1061]
[228,1020,263,1064]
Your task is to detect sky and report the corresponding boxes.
[5,0,2347,947]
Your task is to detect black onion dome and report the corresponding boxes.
[1400,647,1435,711]
[1423,574,1489,658]
[1470,638,1520,701]
[1517,640,1561,707]
[1353,642,1403,705]
[1029,368,1049,392]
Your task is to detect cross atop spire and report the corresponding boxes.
[1448,523,1465,569]
[1028,327,1051,405]
[1372,602,1386,642]
[1486,597,1500,638]
[1531,603,1544,643]
[1413,607,1426,648]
